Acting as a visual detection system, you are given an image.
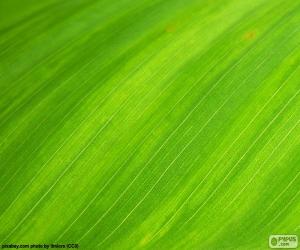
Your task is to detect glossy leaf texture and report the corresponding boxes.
[0,0,300,249]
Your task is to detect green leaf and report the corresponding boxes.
[0,0,299,249]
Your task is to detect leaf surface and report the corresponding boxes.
[0,0,300,249]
